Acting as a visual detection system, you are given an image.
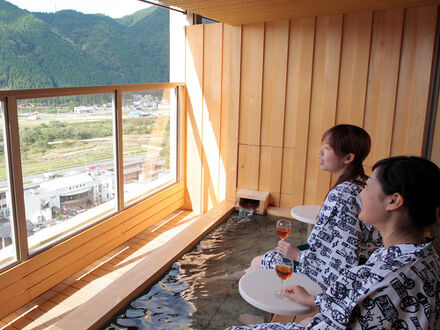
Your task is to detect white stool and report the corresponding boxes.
[290,205,321,237]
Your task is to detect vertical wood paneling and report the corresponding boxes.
[331,11,374,186]
[304,15,343,204]
[237,145,260,190]
[283,17,315,206]
[185,25,204,212]
[220,24,241,200]
[391,6,437,156]
[261,20,289,147]
[185,5,438,212]
[280,148,294,207]
[364,9,404,168]
[239,23,265,145]
[336,11,373,126]
[259,146,283,206]
[202,24,223,211]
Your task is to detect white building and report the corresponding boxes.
[24,170,115,225]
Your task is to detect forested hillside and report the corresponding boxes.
[0,0,169,90]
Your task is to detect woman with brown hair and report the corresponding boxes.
[250,124,382,290]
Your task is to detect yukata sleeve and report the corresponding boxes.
[335,186,362,232]
[342,278,430,329]
[311,276,362,329]
[298,183,361,277]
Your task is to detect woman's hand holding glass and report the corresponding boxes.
[275,258,293,298]
[282,285,316,307]
[276,240,301,262]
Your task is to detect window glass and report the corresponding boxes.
[17,95,117,253]
[0,101,16,267]
[122,89,177,205]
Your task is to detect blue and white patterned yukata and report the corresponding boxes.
[261,181,382,290]
[230,240,440,329]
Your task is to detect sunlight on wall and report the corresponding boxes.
[185,27,204,213]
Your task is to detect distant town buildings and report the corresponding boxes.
[0,168,115,249]
[0,154,168,251]
[27,169,115,225]
[2,171,107,246]
[73,94,169,116]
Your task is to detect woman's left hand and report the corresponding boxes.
[276,241,301,261]
[282,285,316,307]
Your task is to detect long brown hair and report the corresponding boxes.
[322,124,371,187]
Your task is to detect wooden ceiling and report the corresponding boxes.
[160,0,440,25]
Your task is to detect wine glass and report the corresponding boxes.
[276,219,291,240]
[275,258,293,298]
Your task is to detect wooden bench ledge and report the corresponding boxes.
[50,200,235,330]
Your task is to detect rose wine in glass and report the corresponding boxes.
[276,219,291,240]
[275,258,293,298]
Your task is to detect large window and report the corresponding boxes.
[17,94,117,254]
[0,0,183,269]
[0,83,180,267]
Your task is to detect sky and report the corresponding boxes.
[6,0,151,18]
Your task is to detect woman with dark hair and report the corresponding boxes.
[229,156,440,329]
[249,124,382,290]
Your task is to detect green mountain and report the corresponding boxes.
[0,0,169,90]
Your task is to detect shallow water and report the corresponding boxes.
[104,212,307,330]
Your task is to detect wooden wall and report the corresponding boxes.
[184,5,439,211]
[185,24,241,213]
